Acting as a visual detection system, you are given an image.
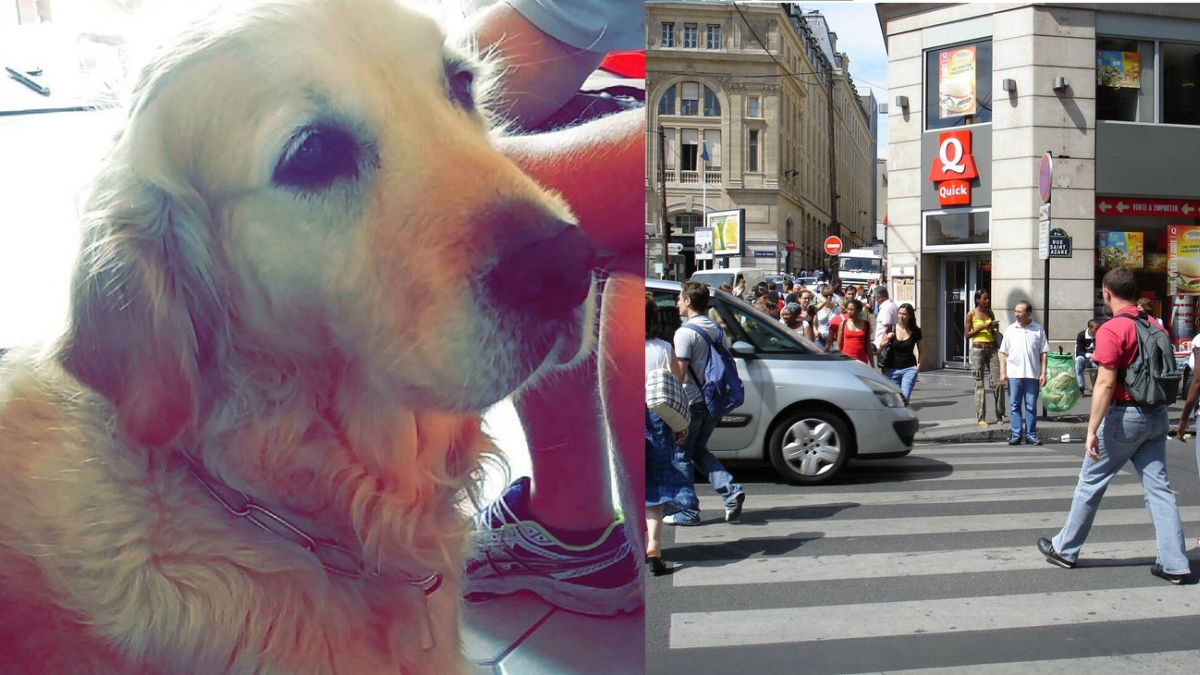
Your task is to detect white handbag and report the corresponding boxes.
[646,367,691,432]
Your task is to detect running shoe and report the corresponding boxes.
[464,477,642,616]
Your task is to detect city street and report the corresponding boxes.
[646,438,1200,674]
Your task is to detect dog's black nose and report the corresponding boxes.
[486,221,596,319]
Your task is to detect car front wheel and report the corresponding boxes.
[768,410,851,485]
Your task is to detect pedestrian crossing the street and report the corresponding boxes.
[646,442,1200,674]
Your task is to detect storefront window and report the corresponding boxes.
[1163,42,1200,126]
[924,210,990,249]
[925,40,993,130]
[1096,38,1154,122]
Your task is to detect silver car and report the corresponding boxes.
[648,279,917,485]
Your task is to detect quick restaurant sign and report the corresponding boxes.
[928,129,979,207]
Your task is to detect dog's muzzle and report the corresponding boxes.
[486,222,597,320]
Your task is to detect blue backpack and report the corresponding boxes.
[683,323,745,418]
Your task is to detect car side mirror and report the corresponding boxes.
[731,341,756,356]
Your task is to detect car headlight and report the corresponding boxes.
[856,375,907,408]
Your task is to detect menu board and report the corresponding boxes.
[1096,51,1141,89]
[1168,225,1200,295]
[1097,231,1144,271]
[937,46,977,119]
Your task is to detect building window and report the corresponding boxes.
[681,81,700,115]
[662,127,676,169]
[674,213,702,235]
[681,129,699,172]
[703,129,722,171]
[1163,42,1200,125]
[706,24,721,50]
[748,129,760,172]
[658,84,676,115]
[924,210,991,249]
[1096,38,1153,122]
[747,96,760,118]
[924,40,993,130]
[683,23,697,49]
[703,87,721,116]
[661,22,675,48]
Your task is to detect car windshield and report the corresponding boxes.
[689,272,734,288]
[839,257,881,274]
[647,285,821,354]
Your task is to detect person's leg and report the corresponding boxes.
[1075,355,1087,390]
[515,357,613,535]
[989,349,1006,422]
[1129,409,1191,575]
[1025,378,1040,437]
[1008,378,1024,439]
[900,366,918,403]
[645,504,664,557]
[597,274,645,541]
[665,402,707,523]
[1052,407,1138,560]
[970,347,986,422]
[688,407,741,504]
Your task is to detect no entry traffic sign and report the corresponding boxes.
[824,236,843,256]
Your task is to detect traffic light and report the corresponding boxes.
[664,220,673,240]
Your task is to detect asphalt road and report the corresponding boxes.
[646,439,1200,674]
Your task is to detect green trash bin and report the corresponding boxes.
[1042,352,1080,413]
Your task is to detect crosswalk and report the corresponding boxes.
[647,443,1200,673]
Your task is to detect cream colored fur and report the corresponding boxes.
[0,0,596,672]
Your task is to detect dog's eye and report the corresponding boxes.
[446,63,475,112]
[274,125,360,190]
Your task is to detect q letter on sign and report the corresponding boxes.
[929,129,979,207]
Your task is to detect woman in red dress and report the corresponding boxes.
[838,297,874,366]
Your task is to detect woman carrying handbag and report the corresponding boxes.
[644,297,697,576]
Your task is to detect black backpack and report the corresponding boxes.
[1113,312,1180,406]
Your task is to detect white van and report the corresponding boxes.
[690,267,768,299]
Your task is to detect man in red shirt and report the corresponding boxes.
[1037,268,1190,584]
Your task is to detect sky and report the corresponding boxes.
[801,1,892,159]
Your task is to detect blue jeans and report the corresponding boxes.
[1008,378,1040,439]
[665,401,743,521]
[1075,355,1094,389]
[885,366,918,403]
[1052,405,1190,575]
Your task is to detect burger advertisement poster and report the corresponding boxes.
[938,46,977,119]
[1168,226,1200,295]
[1097,231,1144,272]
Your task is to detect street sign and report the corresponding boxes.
[1038,202,1051,260]
[824,236,843,256]
[753,250,777,258]
[786,240,796,253]
[1048,227,1072,258]
[1039,152,1053,203]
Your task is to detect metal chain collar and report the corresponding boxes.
[180,451,442,595]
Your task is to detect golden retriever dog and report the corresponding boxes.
[0,0,598,672]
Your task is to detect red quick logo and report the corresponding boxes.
[928,129,979,207]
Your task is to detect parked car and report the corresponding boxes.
[794,276,819,289]
[648,279,918,484]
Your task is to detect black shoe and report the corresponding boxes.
[646,555,671,576]
[1007,436,1022,445]
[1026,435,1042,446]
[1151,563,1187,585]
[1037,537,1076,569]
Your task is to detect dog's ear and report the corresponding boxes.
[58,172,224,448]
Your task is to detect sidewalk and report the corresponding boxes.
[912,367,1190,444]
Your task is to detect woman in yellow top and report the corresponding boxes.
[965,290,1007,427]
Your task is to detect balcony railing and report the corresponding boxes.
[665,169,722,185]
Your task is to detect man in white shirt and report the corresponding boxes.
[999,300,1050,445]
[872,285,898,349]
